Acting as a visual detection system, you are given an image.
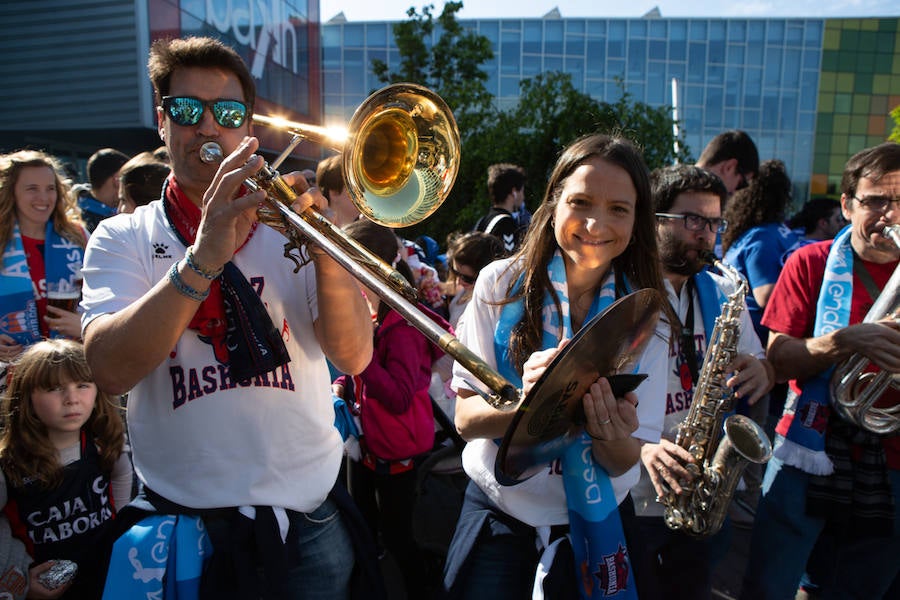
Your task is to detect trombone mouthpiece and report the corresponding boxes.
[199,142,224,164]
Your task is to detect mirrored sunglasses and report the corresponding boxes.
[161,96,248,129]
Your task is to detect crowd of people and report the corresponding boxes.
[0,34,897,600]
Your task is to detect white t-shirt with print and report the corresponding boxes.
[81,201,343,513]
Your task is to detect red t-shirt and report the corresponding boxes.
[21,235,48,338]
[762,239,899,468]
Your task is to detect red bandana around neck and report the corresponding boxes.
[163,176,256,343]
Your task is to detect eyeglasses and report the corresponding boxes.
[161,96,248,129]
[656,212,728,233]
[450,267,477,285]
[852,195,900,213]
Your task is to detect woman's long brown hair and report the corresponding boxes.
[0,149,86,250]
[504,133,672,372]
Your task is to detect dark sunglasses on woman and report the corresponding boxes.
[450,267,477,285]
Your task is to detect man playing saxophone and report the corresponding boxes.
[620,165,773,600]
[741,142,900,600]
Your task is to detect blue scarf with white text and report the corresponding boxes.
[0,221,83,344]
[493,251,638,600]
[773,226,854,475]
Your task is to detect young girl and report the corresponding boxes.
[0,339,132,599]
[333,220,450,597]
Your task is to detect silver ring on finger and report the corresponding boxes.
[597,418,612,426]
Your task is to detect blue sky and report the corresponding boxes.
[320,0,900,22]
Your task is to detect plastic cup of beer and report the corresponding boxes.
[46,281,81,313]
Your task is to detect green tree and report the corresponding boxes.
[421,73,691,238]
[446,72,608,232]
[890,104,900,143]
[371,2,494,127]
[370,5,688,242]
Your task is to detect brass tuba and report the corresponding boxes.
[200,83,521,410]
[830,224,900,435]
[661,252,773,537]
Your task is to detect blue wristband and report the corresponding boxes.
[185,245,223,280]
[168,261,209,302]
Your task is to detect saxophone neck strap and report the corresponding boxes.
[670,278,700,384]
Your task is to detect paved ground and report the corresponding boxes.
[711,521,753,600]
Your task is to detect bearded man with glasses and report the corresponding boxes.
[740,142,900,600]
[619,164,773,600]
[79,36,378,599]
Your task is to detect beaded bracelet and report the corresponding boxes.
[168,262,210,302]
[185,245,223,280]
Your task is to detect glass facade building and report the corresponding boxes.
[322,15,900,203]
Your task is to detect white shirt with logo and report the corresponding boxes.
[81,201,342,512]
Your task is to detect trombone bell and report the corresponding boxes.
[251,83,459,229]
[344,84,459,227]
[354,107,417,196]
[232,83,518,409]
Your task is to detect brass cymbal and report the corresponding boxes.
[495,288,662,485]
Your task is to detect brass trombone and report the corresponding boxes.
[200,83,520,410]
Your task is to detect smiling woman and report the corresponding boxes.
[0,150,88,360]
[443,133,675,598]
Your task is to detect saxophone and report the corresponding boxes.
[661,252,773,537]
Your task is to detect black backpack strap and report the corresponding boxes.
[431,396,466,452]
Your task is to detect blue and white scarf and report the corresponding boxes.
[77,195,117,220]
[494,251,638,600]
[693,269,727,345]
[102,514,212,600]
[0,221,83,345]
[773,226,855,475]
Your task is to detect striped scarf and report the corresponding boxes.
[494,251,638,600]
[0,220,83,344]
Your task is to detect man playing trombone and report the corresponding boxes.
[741,142,900,599]
[80,36,375,599]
